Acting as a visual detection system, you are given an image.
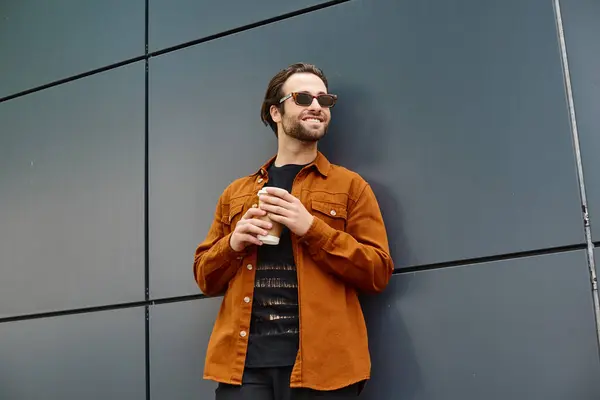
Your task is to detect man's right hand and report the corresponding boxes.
[229,208,272,252]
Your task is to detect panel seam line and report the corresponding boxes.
[553,0,600,352]
[144,0,151,398]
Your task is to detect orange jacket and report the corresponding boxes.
[193,151,394,391]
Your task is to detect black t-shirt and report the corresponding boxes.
[245,163,305,368]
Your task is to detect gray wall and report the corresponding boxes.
[1,0,599,399]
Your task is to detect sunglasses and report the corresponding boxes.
[279,92,338,108]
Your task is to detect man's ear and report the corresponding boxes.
[270,105,282,124]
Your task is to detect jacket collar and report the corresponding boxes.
[253,150,331,178]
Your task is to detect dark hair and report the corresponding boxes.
[260,63,329,135]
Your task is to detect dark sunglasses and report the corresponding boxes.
[279,92,338,108]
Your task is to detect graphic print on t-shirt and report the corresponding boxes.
[244,162,306,368]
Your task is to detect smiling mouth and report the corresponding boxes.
[301,115,324,123]
[303,118,322,123]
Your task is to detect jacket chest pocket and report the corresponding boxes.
[310,199,348,231]
[221,197,248,234]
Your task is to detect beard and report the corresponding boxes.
[281,112,329,143]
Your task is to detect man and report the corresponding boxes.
[194,62,394,400]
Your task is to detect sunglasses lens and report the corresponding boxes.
[317,95,336,107]
[294,93,313,106]
[292,93,336,107]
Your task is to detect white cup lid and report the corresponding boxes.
[257,234,280,245]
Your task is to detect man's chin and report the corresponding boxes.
[294,131,326,143]
[283,123,328,142]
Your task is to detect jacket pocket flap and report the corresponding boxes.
[311,200,347,220]
[222,203,244,224]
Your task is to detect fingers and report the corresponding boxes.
[246,218,272,230]
[237,233,263,247]
[263,187,297,203]
[265,213,288,226]
[237,219,270,237]
[259,203,292,218]
[258,193,293,210]
[242,207,267,220]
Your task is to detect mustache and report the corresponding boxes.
[299,111,326,120]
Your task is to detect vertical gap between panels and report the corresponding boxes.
[144,1,151,400]
[553,0,600,354]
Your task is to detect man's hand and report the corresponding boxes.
[259,187,314,236]
[229,208,272,252]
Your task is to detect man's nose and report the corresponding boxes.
[308,97,322,110]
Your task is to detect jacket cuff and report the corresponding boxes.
[205,233,244,271]
[299,216,335,254]
[219,232,248,261]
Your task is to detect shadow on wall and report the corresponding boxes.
[0,368,15,399]
[319,81,385,167]
[359,275,424,400]
[320,79,415,267]
[368,180,413,268]
[320,80,422,398]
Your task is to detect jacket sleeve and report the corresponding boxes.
[193,192,244,296]
[298,182,394,293]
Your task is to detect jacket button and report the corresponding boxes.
[240,330,247,337]
[244,296,250,303]
[330,210,337,216]
[247,264,253,270]
[257,178,263,183]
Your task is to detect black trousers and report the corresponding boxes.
[215,367,361,400]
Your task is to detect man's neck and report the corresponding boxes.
[274,135,318,167]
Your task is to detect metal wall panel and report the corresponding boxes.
[0,63,145,317]
[147,251,599,399]
[0,0,144,99]
[148,50,277,298]
[560,0,600,241]
[150,297,221,400]
[0,308,146,400]
[149,0,583,298]
[148,0,328,52]
[360,250,600,399]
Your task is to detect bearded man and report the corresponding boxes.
[194,62,394,400]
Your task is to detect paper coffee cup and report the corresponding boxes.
[256,188,282,245]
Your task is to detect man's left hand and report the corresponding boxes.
[259,187,314,237]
